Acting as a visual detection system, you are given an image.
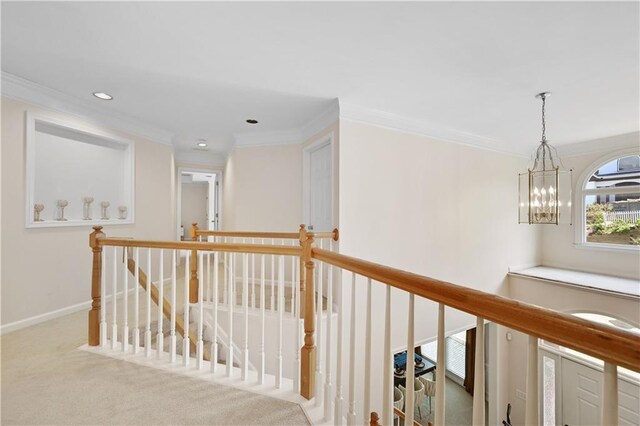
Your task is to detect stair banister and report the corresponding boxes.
[88,226,105,346]
[299,225,316,399]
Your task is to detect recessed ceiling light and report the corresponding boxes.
[92,92,113,100]
[197,142,208,147]
[246,119,258,124]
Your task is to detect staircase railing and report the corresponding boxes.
[310,246,640,425]
[88,225,639,425]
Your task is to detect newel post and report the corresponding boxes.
[88,226,105,346]
[300,225,316,399]
[189,223,199,303]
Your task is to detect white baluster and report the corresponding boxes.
[156,249,164,359]
[133,247,140,353]
[111,246,118,350]
[435,303,446,425]
[227,252,234,377]
[525,335,539,426]
[334,267,345,425]
[242,253,249,380]
[382,284,392,426]
[196,251,204,369]
[223,239,228,305]
[259,253,266,384]
[145,249,152,358]
[473,317,485,425]
[211,250,219,372]
[316,257,324,407]
[276,255,284,388]
[251,240,256,309]
[183,251,190,367]
[271,240,275,311]
[324,243,334,421]
[295,250,301,392]
[206,252,211,302]
[100,248,107,347]
[290,240,295,316]
[602,362,619,425]
[405,294,415,426]
[363,278,372,422]
[122,247,129,352]
[170,250,177,363]
[347,273,357,426]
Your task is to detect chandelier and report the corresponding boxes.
[518,92,573,225]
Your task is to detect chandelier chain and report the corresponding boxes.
[541,94,547,143]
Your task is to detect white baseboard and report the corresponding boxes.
[0,299,91,335]
[0,285,147,336]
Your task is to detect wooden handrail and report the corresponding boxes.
[312,247,640,373]
[190,223,339,241]
[392,408,424,426]
[96,238,303,256]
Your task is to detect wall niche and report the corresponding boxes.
[25,112,135,228]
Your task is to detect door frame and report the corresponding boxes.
[176,166,223,241]
[302,132,334,230]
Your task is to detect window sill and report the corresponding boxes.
[573,242,640,254]
[508,266,639,299]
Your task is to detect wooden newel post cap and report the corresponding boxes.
[369,412,380,426]
[332,227,339,241]
[89,226,105,249]
[190,223,198,239]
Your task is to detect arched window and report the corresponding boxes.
[578,152,640,248]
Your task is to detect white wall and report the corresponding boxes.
[222,144,303,232]
[337,119,541,424]
[1,97,176,328]
[541,133,640,280]
[181,181,208,237]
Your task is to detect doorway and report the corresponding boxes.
[177,170,219,241]
[303,134,333,232]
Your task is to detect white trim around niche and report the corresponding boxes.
[302,132,334,230]
[25,111,136,228]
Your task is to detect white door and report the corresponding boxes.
[562,358,640,425]
[307,141,332,232]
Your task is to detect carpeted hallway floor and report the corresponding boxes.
[1,308,310,425]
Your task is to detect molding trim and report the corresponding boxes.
[232,101,339,149]
[0,299,90,335]
[299,100,339,142]
[234,128,301,148]
[339,101,527,157]
[554,132,640,157]
[1,72,174,146]
[174,149,227,167]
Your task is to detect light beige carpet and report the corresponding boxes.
[1,309,310,425]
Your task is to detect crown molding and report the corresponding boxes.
[1,72,174,146]
[232,101,339,149]
[234,128,302,148]
[299,100,339,142]
[339,101,530,158]
[174,148,226,167]
[554,131,640,158]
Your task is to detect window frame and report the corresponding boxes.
[575,148,640,252]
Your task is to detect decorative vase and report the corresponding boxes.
[117,205,127,220]
[34,203,45,222]
[82,196,94,220]
[56,200,69,221]
[100,201,110,220]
